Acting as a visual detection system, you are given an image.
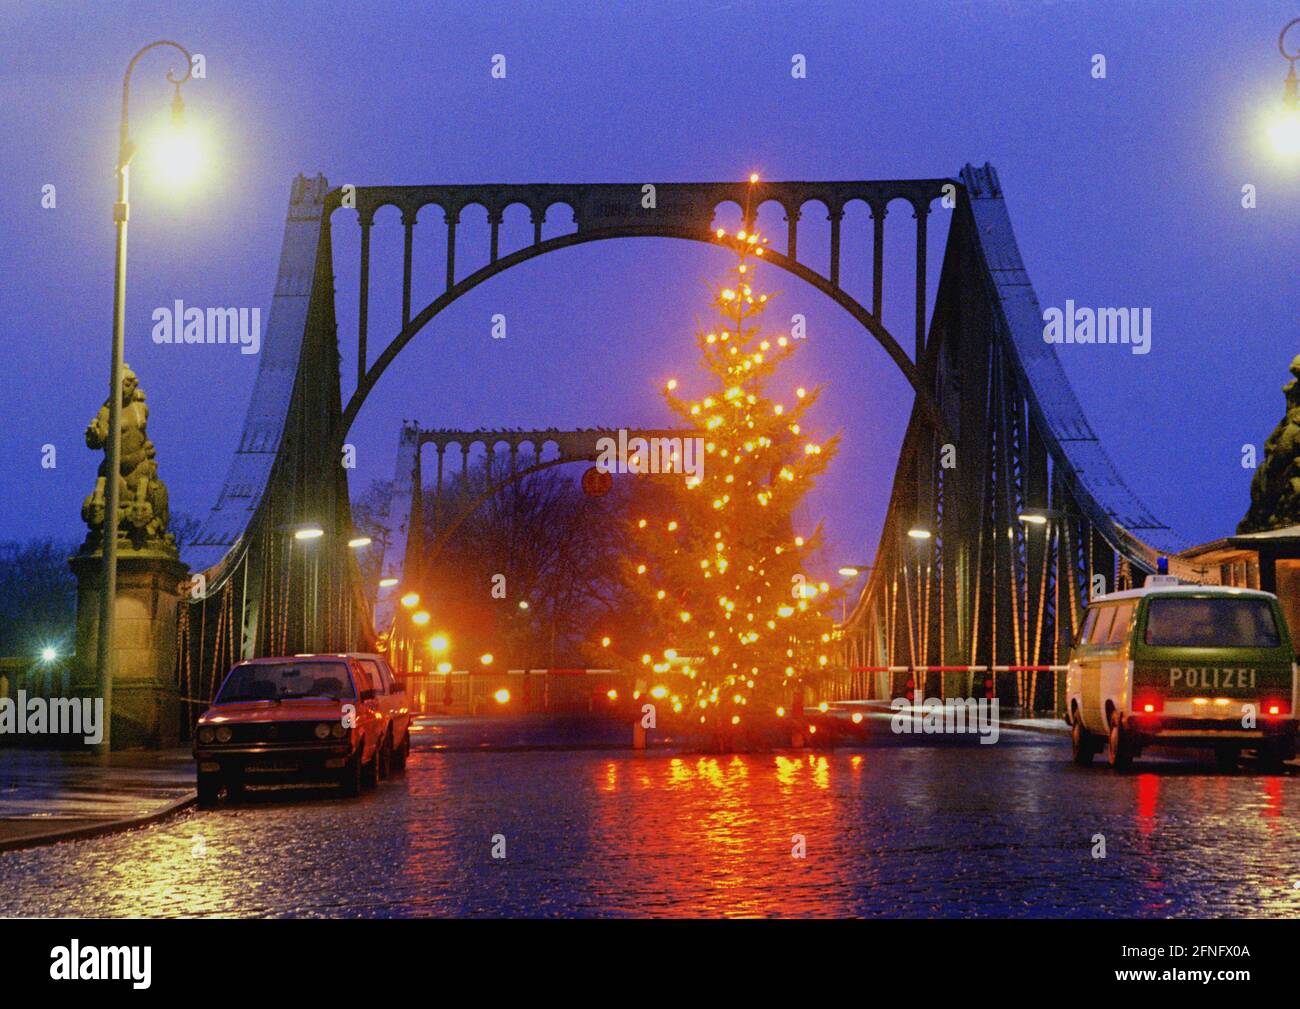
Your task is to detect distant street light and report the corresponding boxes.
[347,535,373,549]
[378,577,398,588]
[97,39,197,755]
[1018,508,1066,527]
[40,647,58,663]
[294,526,325,541]
[400,592,420,608]
[906,527,931,541]
[1269,18,1300,156]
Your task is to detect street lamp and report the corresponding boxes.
[1269,18,1300,157]
[97,40,196,754]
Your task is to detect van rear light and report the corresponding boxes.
[1263,699,1291,718]
[1134,692,1163,714]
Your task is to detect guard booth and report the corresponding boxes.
[1177,525,1300,645]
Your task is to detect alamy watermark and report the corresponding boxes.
[1042,300,1150,356]
[890,696,1000,744]
[595,430,705,480]
[0,692,103,745]
[151,300,261,355]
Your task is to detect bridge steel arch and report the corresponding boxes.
[840,164,1192,713]
[175,165,1187,723]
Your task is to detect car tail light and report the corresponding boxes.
[1134,693,1163,715]
[1263,699,1292,718]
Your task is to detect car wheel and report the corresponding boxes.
[1107,715,1134,771]
[377,735,393,782]
[362,748,379,789]
[1214,746,1240,772]
[1071,717,1097,766]
[197,774,221,808]
[391,730,409,772]
[225,777,246,802]
[339,752,363,797]
[1255,742,1286,773]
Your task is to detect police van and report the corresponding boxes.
[1066,574,1299,770]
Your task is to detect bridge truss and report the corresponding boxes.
[174,164,1188,719]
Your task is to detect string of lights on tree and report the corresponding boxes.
[622,175,841,735]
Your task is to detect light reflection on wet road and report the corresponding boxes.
[2,728,1298,917]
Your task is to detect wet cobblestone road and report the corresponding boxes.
[2,725,1298,917]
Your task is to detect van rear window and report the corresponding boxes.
[1143,597,1281,648]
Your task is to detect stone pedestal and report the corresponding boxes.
[70,549,189,750]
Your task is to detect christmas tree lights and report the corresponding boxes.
[624,179,841,742]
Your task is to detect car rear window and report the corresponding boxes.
[215,661,355,703]
[1143,597,1281,648]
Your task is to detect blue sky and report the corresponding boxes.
[3,0,1298,571]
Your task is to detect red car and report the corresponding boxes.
[339,653,413,776]
[194,655,385,806]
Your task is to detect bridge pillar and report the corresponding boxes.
[70,549,188,750]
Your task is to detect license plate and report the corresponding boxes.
[247,764,296,773]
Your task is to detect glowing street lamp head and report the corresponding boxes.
[838,566,861,577]
[493,688,511,704]
[411,610,431,626]
[1269,102,1300,157]
[348,535,373,549]
[429,633,450,654]
[1270,23,1300,157]
[294,526,324,541]
[400,592,420,608]
[907,527,931,541]
[146,90,205,189]
[378,577,398,588]
[40,647,58,663]
[479,653,494,666]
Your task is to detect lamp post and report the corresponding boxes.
[96,41,194,754]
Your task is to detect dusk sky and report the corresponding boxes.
[4,0,1299,572]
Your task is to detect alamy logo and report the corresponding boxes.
[50,941,151,989]
[151,300,261,355]
[890,696,1000,744]
[595,430,705,480]
[0,692,103,745]
[1042,300,1150,355]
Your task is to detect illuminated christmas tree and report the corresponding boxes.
[625,182,840,742]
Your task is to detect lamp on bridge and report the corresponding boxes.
[95,39,199,754]
[1269,18,1300,157]
[1017,508,1065,527]
[906,527,931,541]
